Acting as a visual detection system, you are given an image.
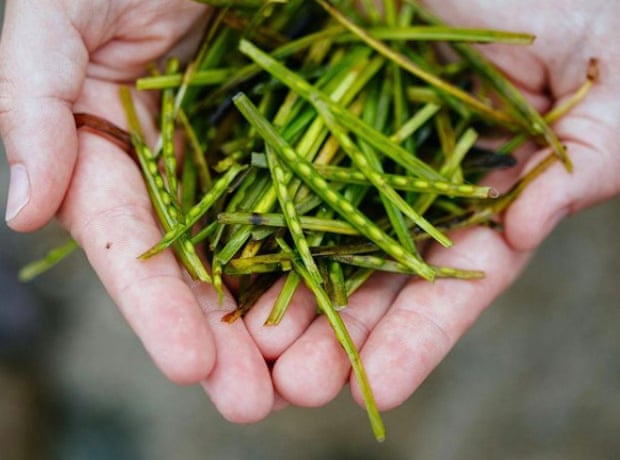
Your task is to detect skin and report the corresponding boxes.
[1,0,619,421]
[0,0,274,423]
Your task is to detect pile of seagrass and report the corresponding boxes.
[24,0,596,441]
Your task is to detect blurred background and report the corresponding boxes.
[1,2,619,459]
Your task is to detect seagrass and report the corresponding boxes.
[20,0,597,442]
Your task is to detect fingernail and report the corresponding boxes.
[5,163,30,222]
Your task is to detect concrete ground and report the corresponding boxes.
[1,3,619,459]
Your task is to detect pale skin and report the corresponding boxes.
[1,0,619,423]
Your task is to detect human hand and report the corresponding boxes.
[0,0,275,422]
[240,0,620,412]
[4,0,620,428]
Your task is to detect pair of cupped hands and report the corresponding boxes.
[1,0,619,423]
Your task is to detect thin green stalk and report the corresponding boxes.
[119,86,211,283]
[276,238,385,441]
[140,163,246,259]
[19,239,79,282]
[177,15,234,112]
[160,58,180,195]
[190,220,218,245]
[344,267,375,296]
[242,0,288,40]
[265,143,322,286]
[442,127,479,180]
[135,26,532,91]
[137,68,235,91]
[212,257,225,305]
[453,42,571,170]
[315,0,516,127]
[264,271,301,325]
[219,46,382,263]
[413,126,480,216]
[311,164,496,198]
[411,3,570,170]
[358,26,534,44]
[325,258,348,308]
[192,0,266,8]
[331,254,485,279]
[217,211,360,235]
[227,242,380,274]
[178,110,212,192]
[313,98,452,248]
[238,38,445,182]
[133,137,212,282]
[180,152,198,214]
[359,80,416,255]
[233,92,436,280]
[359,0,381,23]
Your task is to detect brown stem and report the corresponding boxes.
[74,112,137,162]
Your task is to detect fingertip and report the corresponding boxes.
[126,280,217,386]
[272,319,349,407]
[272,272,408,408]
[152,321,216,386]
[1,0,85,230]
[351,310,449,411]
[210,396,273,425]
[244,278,316,360]
[4,163,31,224]
[350,228,530,411]
[199,311,274,423]
[156,341,216,386]
[503,134,620,252]
[502,156,571,252]
[3,105,78,231]
[201,359,274,424]
[505,197,568,252]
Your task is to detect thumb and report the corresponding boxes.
[0,0,87,231]
[505,104,620,251]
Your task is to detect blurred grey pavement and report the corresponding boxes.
[1,2,619,459]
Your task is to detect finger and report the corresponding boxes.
[0,1,87,230]
[58,84,215,385]
[272,272,407,407]
[505,108,620,252]
[192,285,274,424]
[244,276,318,360]
[351,227,530,410]
[69,81,274,421]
